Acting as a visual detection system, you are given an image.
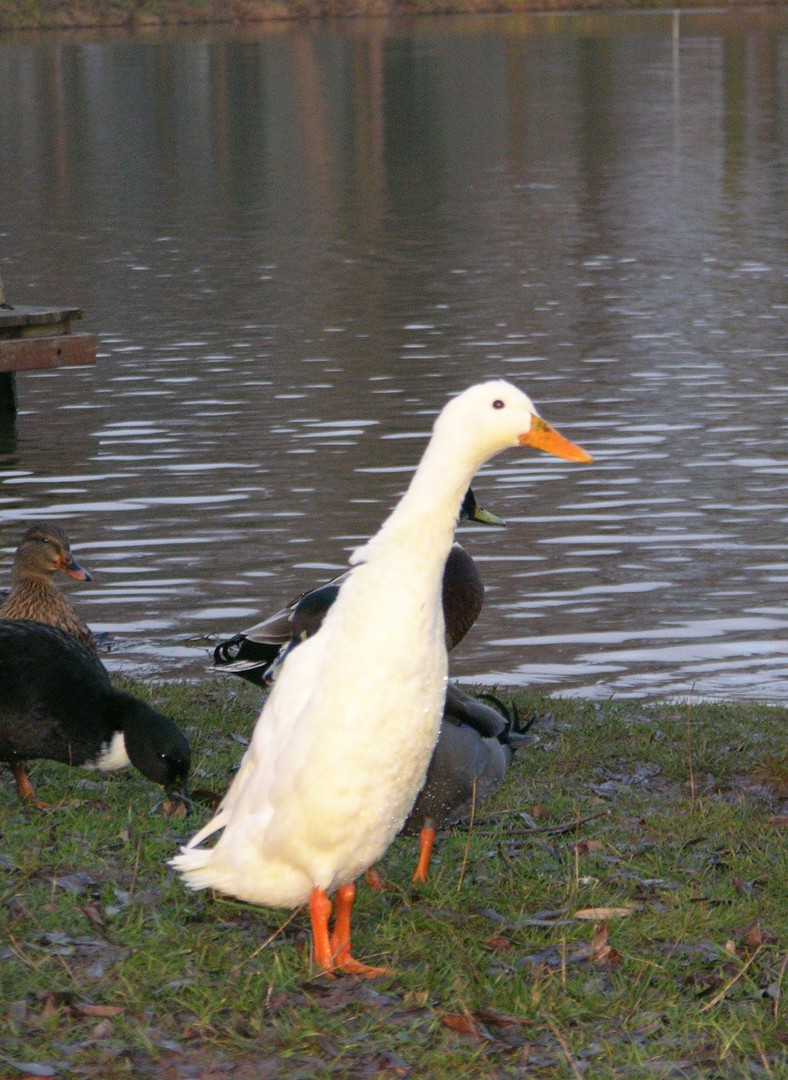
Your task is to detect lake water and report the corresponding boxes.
[0,8,786,702]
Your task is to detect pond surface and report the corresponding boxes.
[0,8,786,702]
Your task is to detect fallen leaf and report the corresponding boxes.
[744,923,764,949]
[79,903,106,931]
[768,814,788,828]
[487,935,512,952]
[574,906,634,920]
[732,876,753,897]
[162,799,188,819]
[72,1004,124,1018]
[590,923,620,967]
[440,1013,486,1040]
[475,1007,531,1028]
[191,788,223,809]
[568,838,604,856]
[39,992,62,1018]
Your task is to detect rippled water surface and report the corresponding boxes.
[0,9,786,701]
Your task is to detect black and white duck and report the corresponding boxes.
[0,620,190,804]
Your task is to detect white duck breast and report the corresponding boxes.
[84,729,131,772]
[171,379,591,976]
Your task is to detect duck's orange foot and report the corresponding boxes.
[12,763,40,804]
[310,883,392,978]
[411,823,436,885]
[333,952,392,978]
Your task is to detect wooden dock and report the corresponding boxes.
[0,305,97,411]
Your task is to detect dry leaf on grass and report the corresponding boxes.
[71,1004,124,1018]
[439,1012,491,1041]
[574,906,634,920]
[589,923,621,967]
[161,798,188,819]
[568,838,605,856]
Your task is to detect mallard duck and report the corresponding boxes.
[402,690,533,884]
[0,523,96,651]
[212,488,505,685]
[0,620,190,804]
[172,380,591,976]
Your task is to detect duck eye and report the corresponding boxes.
[492,399,505,410]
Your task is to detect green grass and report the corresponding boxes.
[1,681,785,1077]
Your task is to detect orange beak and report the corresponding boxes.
[59,555,92,582]
[519,416,592,463]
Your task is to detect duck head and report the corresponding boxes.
[434,380,592,474]
[116,693,191,801]
[14,523,92,583]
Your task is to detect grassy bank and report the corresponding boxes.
[1,680,785,1077]
[0,0,783,31]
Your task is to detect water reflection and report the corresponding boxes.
[0,9,785,702]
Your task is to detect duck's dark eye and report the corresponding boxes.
[492,399,505,410]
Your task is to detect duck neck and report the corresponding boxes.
[356,432,477,568]
[11,563,52,587]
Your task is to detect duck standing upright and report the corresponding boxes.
[0,523,96,651]
[171,380,591,976]
[214,488,519,886]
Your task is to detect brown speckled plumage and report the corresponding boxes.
[0,524,96,652]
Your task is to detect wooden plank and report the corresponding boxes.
[0,334,97,373]
[0,306,83,334]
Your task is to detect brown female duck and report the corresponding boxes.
[0,523,96,651]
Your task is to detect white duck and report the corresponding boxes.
[171,380,591,976]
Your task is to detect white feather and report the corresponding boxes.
[84,729,130,772]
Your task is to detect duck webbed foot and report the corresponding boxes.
[309,883,390,978]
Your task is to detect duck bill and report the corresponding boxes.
[519,417,592,463]
[61,557,92,582]
[170,782,192,814]
[470,503,506,527]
